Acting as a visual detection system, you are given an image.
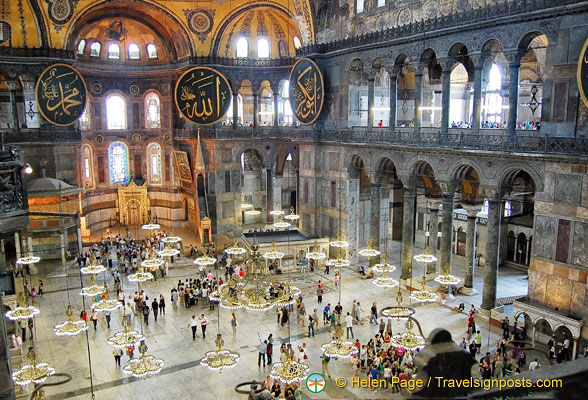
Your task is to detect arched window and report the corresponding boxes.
[504,200,512,217]
[148,143,162,183]
[79,106,91,131]
[90,42,101,57]
[106,94,127,130]
[128,43,140,60]
[483,63,504,124]
[257,38,270,58]
[236,37,248,58]
[145,93,161,128]
[147,43,157,59]
[377,0,385,7]
[108,43,120,59]
[108,141,129,184]
[293,36,302,50]
[81,144,93,188]
[357,0,365,13]
[77,39,86,55]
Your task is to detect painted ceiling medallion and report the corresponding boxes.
[129,84,140,96]
[47,0,75,25]
[185,9,215,42]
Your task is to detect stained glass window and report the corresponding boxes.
[148,143,162,183]
[108,141,129,185]
[82,144,93,187]
[128,43,140,60]
[106,94,127,129]
[145,93,161,128]
[79,106,90,131]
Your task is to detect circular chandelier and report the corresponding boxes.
[158,243,180,257]
[283,207,299,221]
[434,263,462,286]
[141,223,160,231]
[80,255,106,275]
[225,241,247,256]
[372,254,398,287]
[321,325,358,360]
[79,274,106,297]
[161,236,182,243]
[244,208,261,216]
[409,276,438,303]
[325,258,350,268]
[270,344,309,384]
[5,292,40,321]
[358,240,380,257]
[272,221,290,229]
[123,340,164,378]
[128,266,154,283]
[90,290,122,312]
[194,256,217,266]
[263,241,284,260]
[240,202,253,209]
[413,253,438,263]
[269,210,284,216]
[54,305,87,336]
[201,334,240,372]
[391,320,426,350]
[141,258,165,270]
[380,291,415,320]
[329,238,349,248]
[306,241,326,261]
[108,317,145,349]
[211,279,299,312]
[16,256,40,265]
[373,256,397,273]
[12,348,55,386]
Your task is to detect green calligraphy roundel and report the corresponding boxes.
[175,67,232,125]
[289,57,324,125]
[35,63,87,127]
[578,38,588,108]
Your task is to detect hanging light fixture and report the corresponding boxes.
[122,340,164,378]
[358,239,381,258]
[270,344,309,384]
[306,241,326,260]
[141,222,160,231]
[161,235,181,244]
[107,316,145,349]
[372,254,399,288]
[12,347,55,386]
[321,324,358,360]
[263,241,284,260]
[269,210,284,216]
[5,292,40,321]
[16,256,41,265]
[272,220,290,229]
[225,240,247,256]
[158,242,180,257]
[128,265,154,283]
[90,289,122,312]
[326,246,350,268]
[381,289,416,320]
[140,252,165,272]
[79,274,106,297]
[194,256,217,266]
[283,206,299,221]
[201,334,241,372]
[434,263,462,286]
[80,254,106,275]
[54,305,87,336]
[409,275,438,303]
[391,319,426,351]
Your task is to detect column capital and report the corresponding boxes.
[462,204,482,217]
[437,57,456,73]
[364,69,377,81]
[482,186,501,201]
[439,180,458,194]
[469,53,485,69]
[504,50,525,66]
[5,80,19,91]
[428,198,442,210]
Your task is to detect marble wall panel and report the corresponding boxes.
[533,215,556,260]
[554,173,582,206]
[571,220,588,266]
[545,275,573,312]
[570,281,587,319]
[528,269,547,304]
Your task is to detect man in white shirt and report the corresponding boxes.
[529,358,540,371]
[345,312,354,339]
[199,314,207,339]
[188,315,198,340]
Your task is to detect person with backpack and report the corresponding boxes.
[321,353,332,378]
[143,303,150,325]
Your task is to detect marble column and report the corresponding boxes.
[6,80,20,132]
[482,195,501,310]
[389,74,397,132]
[369,184,381,247]
[463,205,480,293]
[273,93,279,127]
[368,78,375,128]
[14,232,21,258]
[232,92,239,129]
[508,62,520,137]
[253,93,259,128]
[21,76,40,128]
[379,187,391,251]
[0,294,16,400]
[347,179,360,263]
[60,230,67,270]
[414,71,423,133]
[427,201,441,274]
[441,67,451,136]
[401,187,416,280]
[272,174,283,212]
[439,192,454,273]
[472,64,483,135]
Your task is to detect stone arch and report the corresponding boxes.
[394,53,409,66]
[406,159,440,196]
[347,153,368,180]
[451,162,482,203]
[498,163,542,192]
[236,145,266,167]
[518,31,550,52]
[274,147,298,176]
[373,155,401,185]
[350,57,365,71]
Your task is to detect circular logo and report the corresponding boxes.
[289,58,324,125]
[35,63,87,127]
[188,9,214,37]
[306,373,326,393]
[174,66,232,125]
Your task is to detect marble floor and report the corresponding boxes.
[6,241,533,400]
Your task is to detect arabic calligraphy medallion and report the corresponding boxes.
[174,66,232,125]
[35,63,87,127]
[289,58,324,125]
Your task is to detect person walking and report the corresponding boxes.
[321,353,332,378]
[189,315,198,340]
[105,311,111,328]
[20,319,27,341]
[258,335,267,367]
[159,295,165,316]
[316,286,323,304]
[27,318,34,341]
[475,330,482,354]
[152,298,159,322]
[266,334,274,364]
[143,303,150,325]
[171,289,178,308]
[231,313,237,335]
[323,303,330,325]
[369,302,378,324]
[113,347,123,367]
[199,314,207,339]
[90,310,98,330]
[355,302,363,324]
[345,312,354,339]
[308,314,315,337]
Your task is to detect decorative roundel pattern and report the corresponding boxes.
[129,85,140,95]
[132,134,142,143]
[425,3,438,19]
[457,0,469,11]
[49,0,74,25]
[91,82,103,95]
[96,135,104,144]
[188,9,214,36]
[397,8,412,26]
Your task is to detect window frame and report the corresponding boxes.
[356,0,365,14]
[77,39,86,55]
[293,36,302,50]
[89,41,101,57]
[236,37,248,58]
[257,37,270,59]
[146,43,158,59]
[144,92,161,129]
[81,144,94,188]
[107,43,121,59]
[128,43,140,60]
[105,93,127,130]
[108,141,130,185]
[147,142,163,184]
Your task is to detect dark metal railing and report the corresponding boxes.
[0,47,74,59]
[299,0,584,56]
[188,56,295,68]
